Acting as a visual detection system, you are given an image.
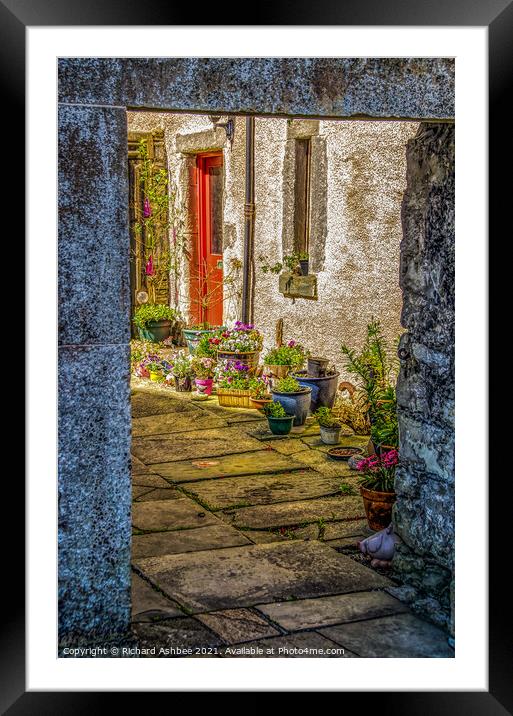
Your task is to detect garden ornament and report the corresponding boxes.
[358,524,399,568]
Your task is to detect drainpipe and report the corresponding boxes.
[241,116,255,323]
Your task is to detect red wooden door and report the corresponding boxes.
[191,153,224,327]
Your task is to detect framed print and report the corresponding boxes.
[6,0,506,706]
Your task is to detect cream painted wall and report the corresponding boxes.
[127,111,418,380]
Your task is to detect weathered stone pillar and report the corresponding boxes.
[58,104,132,646]
[394,122,455,633]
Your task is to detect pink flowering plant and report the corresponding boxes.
[215,360,261,391]
[264,340,307,368]
[355,449,398,493]
[191,356,216,379]
[216,323,263,353]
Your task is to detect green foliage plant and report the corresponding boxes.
[133,304,178,330]
[341,318,399,448]
[273,376,303,393]
[313,407,342,429]
[263,401,288,418]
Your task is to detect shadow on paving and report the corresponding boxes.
[129,384,453,658]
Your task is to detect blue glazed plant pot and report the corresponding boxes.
[291,371,340,413]
[270,387,312,426]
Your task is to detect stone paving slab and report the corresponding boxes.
[134,487,183,502]
[152,450,306,483]
[132,485,154,500]
[220,632,357,657]
[248,421,320,441]
[301,434,370,454]
[130,454,151,475]
[132,523,252,559]
[266,439,311,455]
[256,591,409,631]
[196,608,280,644]
[222,496,366,529]
[131,426,266,464]
[131,390,196,418]
[134,541,392,613]
[196,403,264,423]
[132,498,220,532]
[132,410,227,436]
[132,473,171,488]
[131,573,183,622]
[292,449,361,477]
[182,470,342,510]
[132,617,223,656]
[319,613,454,658]
[323,519,371,540]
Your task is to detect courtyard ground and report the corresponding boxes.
[130,381,453,658]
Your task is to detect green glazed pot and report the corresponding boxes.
[137,320,172,343]
[267,415,295,435]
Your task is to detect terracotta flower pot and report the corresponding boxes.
[250,396,273,412]
[360,486,396,531]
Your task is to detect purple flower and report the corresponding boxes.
[287,340,296,347]
[143,198,152,218]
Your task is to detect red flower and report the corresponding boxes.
[145,255,155,276]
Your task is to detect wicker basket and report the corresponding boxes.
[217,389,254,408]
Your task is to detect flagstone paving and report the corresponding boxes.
[132,410,227,436]
[132,524,252,559]
[151,450,305,482]
[255,591,409,631]
[132,498,221,532]
[134,541,392,612]
[132,426,266,464]
[181,470,344,509]
[222,496,366,529]
[129,383,454,659]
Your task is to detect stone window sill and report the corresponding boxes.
[278,272,318,300]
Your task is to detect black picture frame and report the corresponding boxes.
[7,0,505,708]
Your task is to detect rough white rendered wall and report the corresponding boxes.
[127,112,418,379]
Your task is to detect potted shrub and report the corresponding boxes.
[191,356,216,395]
[354,449,398,531]
[370,387,399,455]
[298,251,309,276]
[262,401,295,436]
[215,359,260,408]
[341,318,399,454]
[133,304,178,343]
[314,407,343,445]
[263,340,307,379]
[168,350,194,392]
[271,376,312,426]
[216,322,263,374]
[250,378,273,411]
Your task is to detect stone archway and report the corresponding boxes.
[58,58,455,647]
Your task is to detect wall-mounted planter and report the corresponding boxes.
[278,272,318,300]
